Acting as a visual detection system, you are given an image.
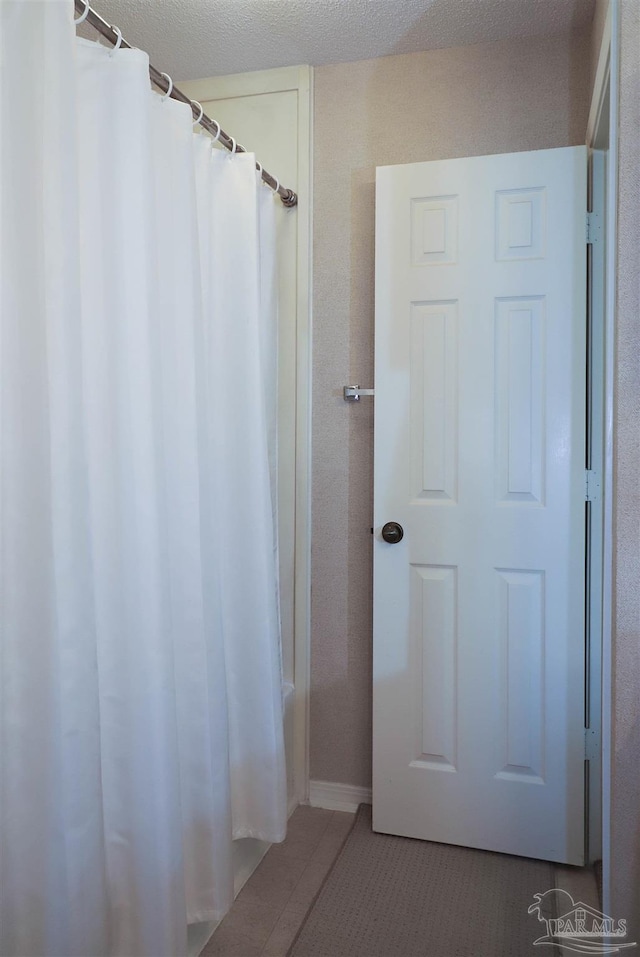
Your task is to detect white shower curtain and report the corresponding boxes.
[0,3,287,956]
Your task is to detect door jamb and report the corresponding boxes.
[585,0,618,912]
[586,140,606,866]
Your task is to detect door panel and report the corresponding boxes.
[373,147,587,864]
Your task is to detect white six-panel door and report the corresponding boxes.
[373,147,587,864]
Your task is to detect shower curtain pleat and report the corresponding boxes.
[0,3,286,956]
[0,6,110,956]
[258,178,280,538]
[205,151,287,842]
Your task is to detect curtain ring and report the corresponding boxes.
[211,119,222,143]
[74,1,90,25]
[108,25,123,55]
[229,136,237,154]
[256,162,263,176]
[160,72,173,101]
[191,100,204,126]
[272,177,280,194]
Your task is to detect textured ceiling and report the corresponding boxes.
[85,0,596,82]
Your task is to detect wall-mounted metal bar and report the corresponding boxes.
[343,385,375,402]
[73,0,298,207]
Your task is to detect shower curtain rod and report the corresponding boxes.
[73,0,298,208]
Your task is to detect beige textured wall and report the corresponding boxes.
[611,0,640,938]
[311,31,592,788]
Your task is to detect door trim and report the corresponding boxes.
[586,0,619,914]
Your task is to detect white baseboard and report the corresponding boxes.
[308,780,372,813]
[188,921,218,957]
[233,838,271,897]
[187,837,271,956]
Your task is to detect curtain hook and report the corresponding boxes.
[160,72,173,101]
[191,100,204,126]
[108,25,123,55]
[74,1,90,25]
[211,119,222,143]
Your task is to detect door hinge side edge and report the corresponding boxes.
[584,727,599,761]
[586,210,601,245]
[585,469,600,502]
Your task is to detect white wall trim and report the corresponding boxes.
[176,64,309,102]
[585,0,618,918]
[309,780,372,813]
[187,839,271,957]
[586,147,605,865]
[293,65,313,809]
[600,0,618,917]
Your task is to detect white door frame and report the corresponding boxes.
[586,0,618,913]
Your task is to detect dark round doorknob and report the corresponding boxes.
[381,521,404,544]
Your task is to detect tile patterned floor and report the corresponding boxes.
[201,807,355,957]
